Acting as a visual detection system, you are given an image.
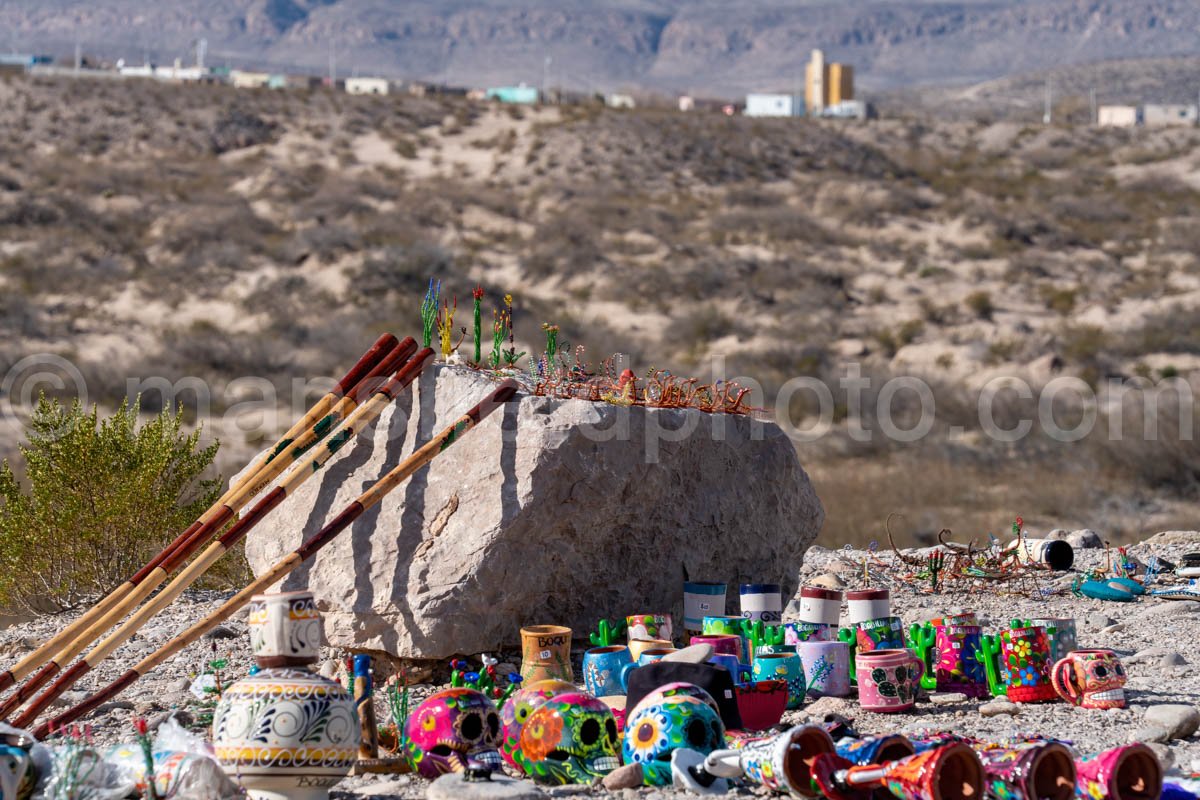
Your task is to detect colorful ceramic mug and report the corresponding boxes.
[974,740,1076,800]
[627,614,673,643]
[1022,618,1078,662]
[637,648,677,665]
[1000,626,1056,703]
[751,652,805,709]
[1051,649,1126,709]
[628,638,674,661]
[856,648,925,712]
[1074,744,1161,800]
[690,633,743,663]
[582,646,635,697]
[734,680,788,731]
[798,586,844,626]
[798,640,851,697]
[734,725,835,797]
[785,621,834,645]
[520,625,573,683]
[755,643,798,658]
[709,653,752,683]
[934,624,988,698]
[846,588,890,624]
[856,615,906,653]
[703,615,750,661]
[684,581,727,632]
[928,613,978,628]
[740,583,783,623]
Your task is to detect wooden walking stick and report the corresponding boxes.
[9,348,436,727]
[35,379,519,738]
[0,338,417,717]
[0,332,399,695]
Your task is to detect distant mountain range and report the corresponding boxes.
[3,0,1199,97]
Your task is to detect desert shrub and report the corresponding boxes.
[1040,285,1078,315]
[964,290,994,320]
[0,398,220,612]
[210,107,278,154]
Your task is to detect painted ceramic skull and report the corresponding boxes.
[518,692,621,785]
[633,682,722,717]
[1057,649,1127,709]
[500,679,576,772]
[404,688,504,778]
[623,694,726,768]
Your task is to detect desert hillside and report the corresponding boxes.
[1,75,1198,545]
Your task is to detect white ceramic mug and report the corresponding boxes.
[248,591,322,665]
[798,586,843,626]
[845,588,890,625]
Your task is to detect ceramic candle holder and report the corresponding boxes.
[856,615,906,653]
[1022,618,1078,662]
[629,638,675,661]
[684,581,727,632]
[799,586,844,626]
[974,740,1076,800]
[690,633,743,663]
[846,589,890,625]
[1074,744,1162,800]
[751,652,806,709]
[734,725,835,798]
[785,621,834,645]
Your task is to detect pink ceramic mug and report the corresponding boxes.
[856,648,925,712]
[690,634,743,662]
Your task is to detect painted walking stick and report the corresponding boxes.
[11,348,437,728]
[34,379,520,739]
[0,338,418,719]
[0,332,399,695]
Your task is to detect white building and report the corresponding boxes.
[346,77,390,96]
[1143,104,1198,127]
[678,95,695,112]
[606,93,636,109]
[1098,106,1139,127]
[231,70,272,89]
[744,93,804,118]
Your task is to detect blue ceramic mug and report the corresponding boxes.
[751,652,806,709]
[709,653,753,683]
[638,647,677,666]
[583,645,636,696]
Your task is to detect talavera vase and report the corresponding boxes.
[214,591,360,800]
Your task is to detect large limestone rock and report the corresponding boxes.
[241,365,823,660]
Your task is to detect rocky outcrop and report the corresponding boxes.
[241,365,823,661]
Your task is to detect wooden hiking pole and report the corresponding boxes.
[0,338,418,718]
[0,332,398,695]
[35,379,519,738]
[11,348,438,727]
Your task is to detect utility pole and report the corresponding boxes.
[1043,78,1052,125]
[74,40,81,73]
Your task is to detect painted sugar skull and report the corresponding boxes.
[636,682,722,716]
[623,694,726,773]
[404,688,503,779]
[500,679,576,772]
[1051,649,1127,709]
[518,692,620,785]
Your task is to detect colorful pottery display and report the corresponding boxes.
[1000,626,1057,703]
[799,586,844,627]
[733,725,836,798]
[733,680,788,730]
[799,640,851,697]
[583,646,635,698]
[1051,649,1127,709]
[856,615,906,653]
[846,588,890,625]
[690,634,742,663]
[1023,618,1078,662]
[785,621,835,645]
[974,740,1076,800]
[709,653,752,683]
[1074,744,1162,800]
[622,691,725,787]
[213,592,359,800]
[856,649,924,712]
[627,614,673,643]
[629,638,675,661]
[751,652,806,709]
[500,679,576,771]
[684,582,727,633]
[520,625,573,683]
[934,624,988,698]
[518,692,620,785]
[740,583,783,623]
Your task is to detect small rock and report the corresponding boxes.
[203,625,238,640]
[930,693,968,705]
[602,763,645,791]
[1144,743,1174,769]
[319,660,339,679]
[427,773,545,800]
[1144,704,1200,739]
[1080,613,1115,630]
[359,778,413,795]
[1068,529,1103,549]
[980,700,1021,718]
[546,787,592,797]
[1101,624,1126,634]
[94,700,136,714]
[1128,725,1172,744]
[168,677,191,693]
[810,573,844,590]
[1160,653,1188,668]
[804,696,853,718]
[147,709,193,731]
[134,700,164,716]
[1127,648,1185,665]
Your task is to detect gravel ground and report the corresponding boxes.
[1,532,1198,799]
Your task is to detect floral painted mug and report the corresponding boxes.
[784,622,834,645]
[934,624,988,698]
[751,652,806,709]
[1000,626,1057,703]
[856,649,925,712]
[855,615,906,653]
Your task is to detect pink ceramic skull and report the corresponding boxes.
[499,679,576,772]
[1051,649,1127,709]
[404,688,504,778]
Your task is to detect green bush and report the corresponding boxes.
[964,290,995,320]
[0,397,221,612]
